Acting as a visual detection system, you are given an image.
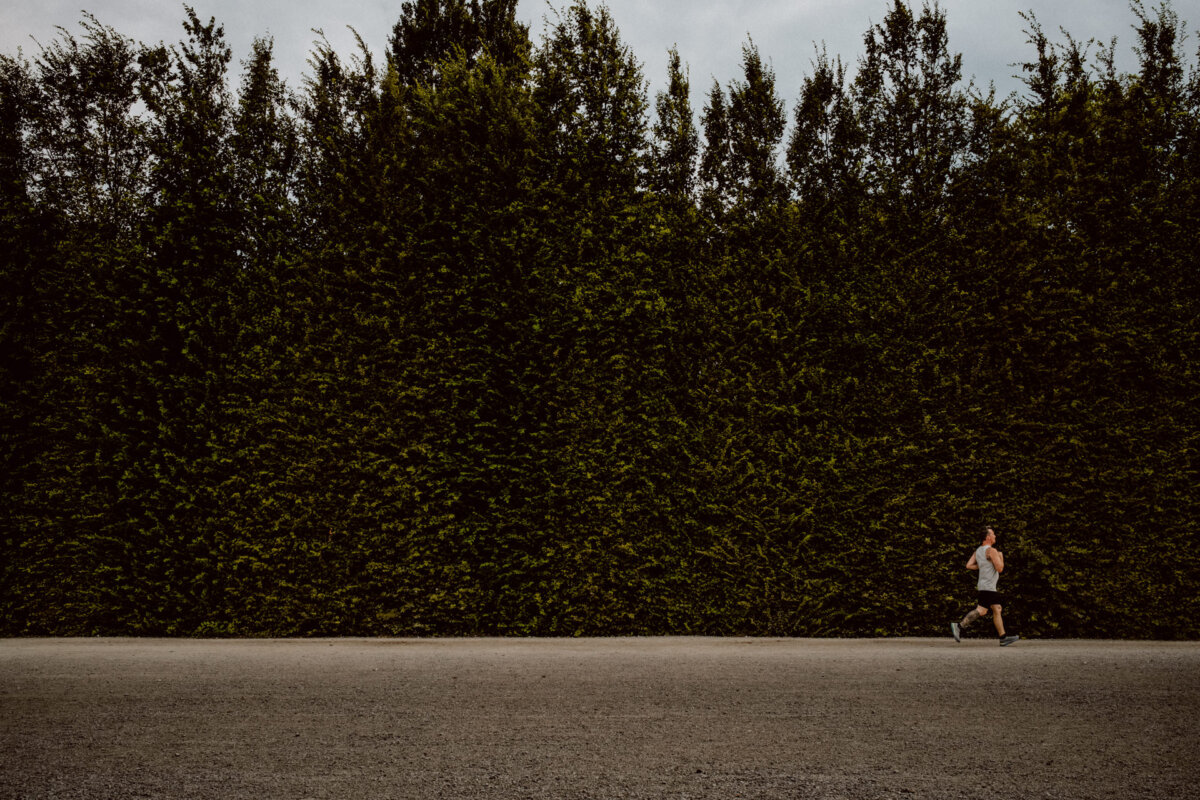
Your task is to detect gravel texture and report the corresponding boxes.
[2,637,1198,799]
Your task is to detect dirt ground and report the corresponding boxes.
[2,637,1198,799]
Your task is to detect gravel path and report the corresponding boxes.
[2,637,1198,799]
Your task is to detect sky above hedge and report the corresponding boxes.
[3,0,1145,106]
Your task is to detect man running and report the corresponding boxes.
[951,526,1019,646]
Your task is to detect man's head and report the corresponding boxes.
[981,526,996,546]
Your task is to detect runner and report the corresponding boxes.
[951,526,1019,646]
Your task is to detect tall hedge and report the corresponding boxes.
[2,0,1197,638]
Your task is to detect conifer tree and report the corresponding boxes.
[4,17,153,633]
[524,1,692,632]
[113,7,240,632]
[700,41,786,220]
[0,53,49,629]
[692,36,823,634]
[231,34,394,634]
[726,41,787,212]
[647,44,706,410]
[200,36,302,633]
[650,47,698,203]
[231,37,298,275]
[390,0,474,86]
[853,0,966,239]
[787,50,863,231]
[385,45,540,632]
[389,0,528,88]
[698,80,733,220]
[533,1,647,198]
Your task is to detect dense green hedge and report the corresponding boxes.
[2,1,1197,637]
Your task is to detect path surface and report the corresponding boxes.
[2,637,1198,799]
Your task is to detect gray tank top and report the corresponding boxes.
[976,545,999,592]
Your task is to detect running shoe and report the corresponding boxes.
[950,622,961,643]
[1000,635,1020,647]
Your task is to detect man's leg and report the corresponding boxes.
[993,605,1020,645]
[953,606,985,640]
[961,606,985,629]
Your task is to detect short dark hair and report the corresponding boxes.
[980,525,994,539]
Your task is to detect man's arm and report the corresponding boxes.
[987,547,1004,573]
[966,552,979,571]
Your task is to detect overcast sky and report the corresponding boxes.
[1,0,1179,111]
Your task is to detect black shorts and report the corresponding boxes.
[977,590,1004,609]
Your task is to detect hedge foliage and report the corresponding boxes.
[2,1,1197,637]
